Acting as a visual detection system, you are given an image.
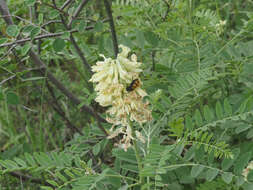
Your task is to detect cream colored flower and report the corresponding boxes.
[90,44,152,151]
[215,20,226,36]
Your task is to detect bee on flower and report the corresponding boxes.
[89,45,152,151]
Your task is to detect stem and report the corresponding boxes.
[129,120,143,185]
[103,0,119,57]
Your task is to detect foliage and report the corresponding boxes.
[1,0,253,189]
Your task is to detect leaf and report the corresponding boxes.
[22,25,34,36]
[46,180,59,187]
[6,25,19,37]
[0,88,4,101]
[56,171,67,182]
[14,158,27,167]
[22,77,45,81]
[237,101,247,114]
[215,101,223,119]
[222,172,233,184]
[25,153,36,166]
[25,0,36,6]
[194,109,203,126]
[40,186,53,190]
[30,27,40,39]
[6,92,19,105]
[224,98,232,116]
[94,21,103,32]
[205,168,219,181]
[92,143,101,156]
[136,30,145,49]
[191,165,204,178]
[0,38,8,44]
[21,44,31,56]
[118,185,128,190]
[236,176,245,186]
[203,105,214,122]
[38,13,44,25]
[242,183,253,190]
[78,20,87,32]
[247,170,253,182]
[112,148,137,164]
[185,114,194,130]
[53,38,65,52]
[235,123,251,134]
[49,10,59,19]
[144,31,159,47]
[221,148,240,171]
[234,152,251,175]
[64,169,75,178]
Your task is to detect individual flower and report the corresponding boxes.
[215,20,226,36]
[90,45,152,151]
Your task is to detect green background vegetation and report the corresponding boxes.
[0,0,253,189]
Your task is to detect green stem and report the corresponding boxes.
[129,120,143,185]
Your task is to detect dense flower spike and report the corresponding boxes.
[90,45,152,150]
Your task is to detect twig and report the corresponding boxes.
[43,2,69,16]
[0,74,16,85]
[60,0,73,10]
[0,0,13,25]
[0,44,17,59]
[162,0,170,21]
[67,0,91,28]
[0,29,77,48]
[10,172,53,187]
[46,81,84,135]
[28,51,106,123]
[33,3,41,54]
[0,24,98,48]
[52,0,92,74]
[69,34,92,73]
[103,0,119,57]
[151,50,156,71]
[41,20,62,28]
[0,14,50,34]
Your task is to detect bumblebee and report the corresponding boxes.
[126,79,140,92]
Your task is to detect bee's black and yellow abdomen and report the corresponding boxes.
[126,79,140,92]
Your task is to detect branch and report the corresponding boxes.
[60,0,73,10]
[0,27,95,48]
[43,2,69,16]
[151,50,156,71]
[67,0,91,28]
[162,0,170,21]
[103,0,119,57]
[10,172,53,187]
[0,14,50,34]
[0,30,77,48]
[41,20,62,27]
[46,81,84,135]
[69,34,92,74]
[0,0,13,25]
[29,51,105,123]
[52,0,92,74]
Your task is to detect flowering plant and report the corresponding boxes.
[90,45,152,150]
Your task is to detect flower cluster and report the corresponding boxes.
[215,20,226,36]
[90,45,152,150]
